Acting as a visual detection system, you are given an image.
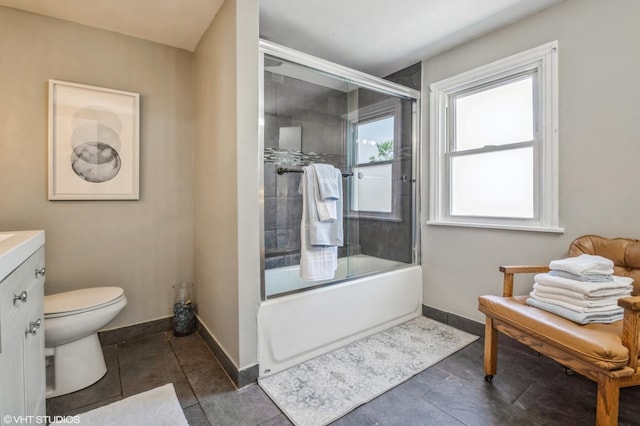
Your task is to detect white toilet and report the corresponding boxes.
[44,287,127,398]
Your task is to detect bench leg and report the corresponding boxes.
[484,317,498,380]
[596,373,619,426]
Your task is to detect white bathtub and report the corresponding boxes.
[264,254,411,297]
[258,256,422,376]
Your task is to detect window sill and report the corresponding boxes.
[426,220,565,234]
[351,213,402,222]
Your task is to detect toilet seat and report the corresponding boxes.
[45,287,125,318]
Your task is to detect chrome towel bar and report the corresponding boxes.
[276,167,353,177]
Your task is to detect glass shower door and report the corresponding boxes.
[344,87,415,279]
[260,45,418,299]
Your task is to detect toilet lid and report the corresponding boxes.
[45,287,124,317]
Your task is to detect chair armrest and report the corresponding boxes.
[499,265,550,274]
[499,265,550,297]
[618,296,640,370]
[618,296,640,311]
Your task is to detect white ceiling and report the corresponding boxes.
[260,0,563,76]
[0,0,562,76]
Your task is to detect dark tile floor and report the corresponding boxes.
[46,327,640,425]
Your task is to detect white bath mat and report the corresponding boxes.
[258,316,478,426]
[58,383,188,426]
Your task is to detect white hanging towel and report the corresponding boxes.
[299,165,343,281]
[301,165,343,246]
[311,164,341,222]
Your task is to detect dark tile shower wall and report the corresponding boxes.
[263,71,350,269]
[263,163,302,269]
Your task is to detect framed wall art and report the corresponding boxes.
[48,80,140,200]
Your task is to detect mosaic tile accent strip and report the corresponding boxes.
[264,148,345,169]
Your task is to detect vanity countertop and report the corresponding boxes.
[0,230,45,282]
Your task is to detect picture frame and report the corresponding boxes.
[48,80,140,200]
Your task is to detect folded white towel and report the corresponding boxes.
[549,254,614,276]
[526,297,623,324]
[549,270,613,282]
[311,164,340,222]
[531,287,625,308]
[528,291,621,313]
[534,273,633,296]
[533,282,632,300]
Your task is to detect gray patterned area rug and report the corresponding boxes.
[258,316,478,426]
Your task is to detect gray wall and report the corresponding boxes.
[194,0,260,370]
[0,7,194,328]
[421,0,640,322]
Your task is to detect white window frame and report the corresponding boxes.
[428,41,563,233]
[347,98,402,221]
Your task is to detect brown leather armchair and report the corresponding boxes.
[478,235,640,426]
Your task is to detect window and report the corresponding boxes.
[348,99,401,220]
[429,41,562,232]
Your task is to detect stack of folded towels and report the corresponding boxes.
[525,254,634,324]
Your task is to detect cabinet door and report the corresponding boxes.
[0,310,26,423]
[24,279,45,417]
[0,246,45,424]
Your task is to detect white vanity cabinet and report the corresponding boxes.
[0,231,46,424]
